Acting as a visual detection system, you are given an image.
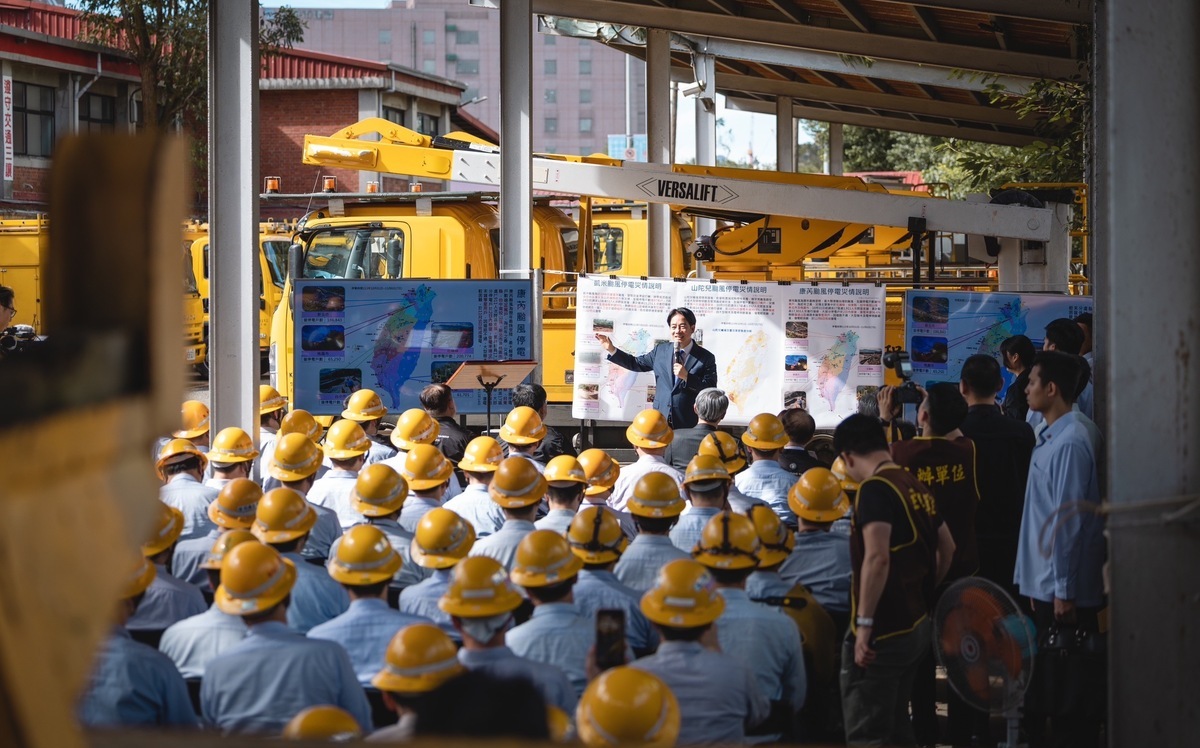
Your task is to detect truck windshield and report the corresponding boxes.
[302,228,405,280]
[182,242,199,295]
[679,225,695,275]
[593,226,623,272]
[261,240,290,288]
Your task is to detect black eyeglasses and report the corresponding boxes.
[2,305,15,315]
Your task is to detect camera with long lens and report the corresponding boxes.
[881,349,924,405]
[0,325,43,355]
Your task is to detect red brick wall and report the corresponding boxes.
[260,89,364,205]
[9,165,51,204]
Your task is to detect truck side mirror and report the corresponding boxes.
[288,243,302,280]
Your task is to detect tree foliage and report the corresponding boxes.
[799,78,1088,199]
[77,1,305,129]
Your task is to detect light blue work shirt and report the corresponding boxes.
[609,455,684,513]
[727,484,769,515]
[534,508,577,535]
[302,497,343,562]
[308,597,431,687]
[308,469,364,530]
[365,438,397,465]
[470,518,537,571]
[631,641,769,746]
[172,526,222,586]
[443,483,507,537]
[1014,411,1105,607]
[574,569,656,653]
[746,569,792,601]
[159,603,247,678]
[201,620,371,734]
[511,451,547,473]
[78,627,197,728]
[160,473,219,541]
[614,533,690,593]
[715,588,806,713]
[249,428,276,486]
[735,458,799,526]
[281,551,350,633]
[457,645,577,712]
[669,506,723,553]
[506,602,594,696]
[586,500,637,539]
[329,517,431,588]
[1027,381,1095,430]
[127,564,208,632]
[398,568,458,641]
[262,463,329,493]
[778,529,853,614]
[398,495,444,534]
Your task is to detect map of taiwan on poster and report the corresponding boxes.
[904,290,1093,391]
[293,279,534,415]
[572,276,886,427]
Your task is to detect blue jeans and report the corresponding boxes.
[840,618,932,747]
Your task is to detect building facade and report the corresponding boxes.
[273,1,646,157]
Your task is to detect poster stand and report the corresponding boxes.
[446,360,537,436]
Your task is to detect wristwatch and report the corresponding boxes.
[856,616,875,628]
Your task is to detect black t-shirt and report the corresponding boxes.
[890,436,980,581]
[850,466,943,639]
[780,447,824,475]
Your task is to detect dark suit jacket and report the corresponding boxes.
[608,341,718,429]
[664,423,719,471]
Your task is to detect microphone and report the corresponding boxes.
[672,340,681,364]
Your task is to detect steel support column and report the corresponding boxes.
[208,0,260,437]
[694,90,717,279]
[1102,0,1200,745]
[499,0,533,280]
[827,122,844,175]
[776,96,794,172]
[646,28,672,278]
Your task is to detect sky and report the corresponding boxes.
[261,1,814,167]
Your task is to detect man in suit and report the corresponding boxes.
[597,307,718,429]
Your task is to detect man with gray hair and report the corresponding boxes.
[664,387,729,471]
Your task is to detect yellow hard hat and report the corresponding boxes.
[499,406,547,445]
[578,448,621,497]
[682,454,732,486]
[341,388,387,422]
[830,456,860,492]
[123,556,158,599]
[640,558,725,627]
[576,667,681,748]
[438,555,523,618]
[511,530,584,588]
[142,502,185,557]
[488,457,549,508]
[458,436,504,473]
[268,432,323,482]
[411,508,476,569]
[214,540,297,616]
[351,463,408,517]
[372,623,466,694]
[567,506,628,564]
[627,472,685,519]
[788,467,851,523]
[548,705,574,743]
[698,431,746,473]
[692,511,761,570]
[279,409,323,442]
[328,524,402,585]
[626,409,673,449]
[252,487,317,544]
[207,426,260,464]
[401,444,453,491]
[741,413,788,450]
[747,505,795,567]
[259,384,288,416]
[390,408,440,451]
[200,529,258,571]
[544,455,588,485]
[208,478,263,529]
[173,400,210,439]
[282,705,361,741]
[155,438,208,480]
[322,419,371,460]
